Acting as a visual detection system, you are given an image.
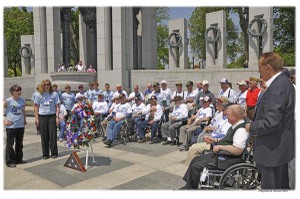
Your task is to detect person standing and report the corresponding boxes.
[247,52,295,189]
[4,85,27,168]
[245,77,260,120]
[32,84,42,134]
[62,85,76,119]
[34,79,60,159]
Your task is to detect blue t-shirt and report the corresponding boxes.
[62,92,76,110]
[5,97,25,128]
[34,92,60,115]
[91,89,103,102]
[103,90,114,108]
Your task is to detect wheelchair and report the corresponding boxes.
[198,142,261,190]
[115,116,136,145]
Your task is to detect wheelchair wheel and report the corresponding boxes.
[219,163,261,190]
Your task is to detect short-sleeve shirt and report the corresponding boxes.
[34,92,60,115]
[5,97,25,128]
[62,92,76,111]
[195,106,213,120]
[103,90,114,108]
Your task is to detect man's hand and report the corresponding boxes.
[203,135,213,144]
[4,120,13,126]
[213,145,221,153]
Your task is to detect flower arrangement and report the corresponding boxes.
[65,101,96,148]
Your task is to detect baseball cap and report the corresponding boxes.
[161,80,167,84]
[200,96,210,102]
[216,96,229,104]
[237,80,248,86]
[134,96,141,101]
[202,80,209,85]
[97,92,104,96]
[219,78,230,84]
[118,93,125,98]
[153,82,160,87]
[186,81,193,87]
[149,95,157,100]
[174,96,183,101]
[175,82,183,86]
[249,77,259,83]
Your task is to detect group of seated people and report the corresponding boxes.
[54,79,253,190]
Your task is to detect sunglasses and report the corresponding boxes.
[44,84,50,87]
[14,89,21,92]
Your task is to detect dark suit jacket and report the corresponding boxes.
[250,72,295,167]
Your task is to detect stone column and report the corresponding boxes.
[137,11,142,69]
[206,10,227,69]
[46,7,61,73]
[4,38,8,77]
[248,7,273,69]
[21,35,34,76]
[79,7,97,68]
[79,14,88,65]
[141,7,157,69]
[33,7,48,74]
[61,7,71,67]
[168,18,188,69]
[132,7,140,70]
[97,7,112,71]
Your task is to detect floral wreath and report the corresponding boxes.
[247,17,268,37]
[204,26,221,43]
[168,32,182,48]
[65,101,96,148]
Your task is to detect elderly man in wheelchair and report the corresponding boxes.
[180,105,260,190]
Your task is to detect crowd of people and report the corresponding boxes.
[56,60,96,73]
[3,52,295,190]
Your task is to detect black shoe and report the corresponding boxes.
[162,140,171,145]
[51,155,58,159]
[43,156,50,160]
[7,163,16,168]
[16,160,27,164]
[102,136,107,141]
[170,140,177,146]
[104,139,112,146]
[138,138,145,143]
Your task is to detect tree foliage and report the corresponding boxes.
[4,7,33,77]
[188,7,239,64]
[273,7,295,66]
[70,8,80,66]
[156,7,170,69]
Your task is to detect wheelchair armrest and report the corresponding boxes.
[216,150,241,158]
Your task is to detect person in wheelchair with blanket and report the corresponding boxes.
[180,105,248,189]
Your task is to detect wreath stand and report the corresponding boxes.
[84,141,97,170]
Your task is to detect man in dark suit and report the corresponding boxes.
[247,52,295,189]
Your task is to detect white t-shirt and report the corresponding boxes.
[237,90,248,109]
[76,64,86,71]
[195,106,213,120]
[171,90,187,101]
[232,120,249,149]
[92,101,109,115]
[171,103,189,120]
[218,88,237,103]
[132,103,146,116]
[114,103,132,118]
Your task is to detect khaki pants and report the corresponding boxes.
[179,120,199,146]
[185,142,210,166]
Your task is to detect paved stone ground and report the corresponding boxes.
[3,116,189,190]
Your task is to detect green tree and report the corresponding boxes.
[70,8,80,65]
[273,7,295,66]
[156,7,170,69]
[188,7,239,64]
[4,7,33,77]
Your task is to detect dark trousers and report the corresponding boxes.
[39,114,58,157]
[6,128,25,165]
[183,153,241,189]
[256,163,290,189]
[137,120,159,139]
